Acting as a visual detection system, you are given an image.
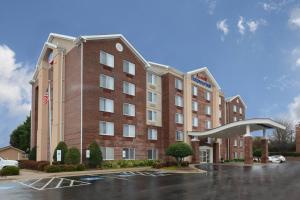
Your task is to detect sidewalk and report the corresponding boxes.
[0,167,153,182]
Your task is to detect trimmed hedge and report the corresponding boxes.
[53,142,68,164]
[152,161,189,169]
[102,160,159,169]
[18,160,49,171]
[65,147,80,165]
[45,164,85,173]
[269,152,300,157]
[0,166,20,176]
[87,141,102,168]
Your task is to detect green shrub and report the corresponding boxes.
[87,141,102,168]
[45,164,86,173]
[102,160,159,169]
[76,164,86,171]
[29,146,37,161]
[65,147,80,165]
[45,165,62,173]
[253,149,262,158]
[0,166,20,176]
[166,142,193,166]
[53,142,68,164]
[18,160,38,170]
[37,161,50,171]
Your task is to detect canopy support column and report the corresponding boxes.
[244,125,253,165]
[261,129,269,163]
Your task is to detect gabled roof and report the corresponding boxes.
[148,61,184,76]
[0,146,25,153]
[187,67,221,90]
[226,95,247,108]
[80,34,150,67]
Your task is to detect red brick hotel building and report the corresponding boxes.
[30,33,248,163]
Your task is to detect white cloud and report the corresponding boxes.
[260,0,295,12]
[296,58,300,66]
[0,45,33,116]
[288,7,300,29]
[265,74,300,91]
[216,19,229,35]
[247,19,267,33]
[205,0,217,15]
[237,16,245,35]
[262,3,277,11]
[291,48,300,70]
[287,95,300,125]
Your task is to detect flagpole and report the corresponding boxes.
[48,80,52,164]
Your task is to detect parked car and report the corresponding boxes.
[0,157,18,170]
[268,155,286,163]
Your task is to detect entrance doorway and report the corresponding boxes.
[199,146,213,164]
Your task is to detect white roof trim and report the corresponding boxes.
[187,67,221,90]
[80,34,150,67]
[148,61,184,76]
[226,95,247,108]
[188,118,286,138]
[48,33,76,42]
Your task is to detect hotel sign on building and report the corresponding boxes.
[191,73,212,89]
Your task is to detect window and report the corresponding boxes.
[147,73,157,85]
[205,91,211,101]
[99,121,114,136]
[239,107,243,114]
[175,79,183,90]
[240,139,243,147]
[175,95,183,107]
[148,149,158,160]
[148,110,157,122]
[233,105,237,112]
[122,148,135,160]
[219,96,222,105]
[100,51,114,68]
[218,110,222,118]
[123,103,135,116]
[123,124,135,137]
[148,128,158,140]
[123,81,135,96]
[148,92,157,103]
[99,98,114,113]
[192,117,198,127]
[205,120,212,129]
[205,105,211,115]
[192,86,198,96]
[234,152,238,159]
[123,60,135,75]
[240,152,244,159]
[100,74,114,90]
[101,147,114,160]
[234,139,238,147]
[233,116,237,122]
[175,113,184,124]
[192,101,198,111]
[176,131,184,141]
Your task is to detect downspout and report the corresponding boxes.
[48,79,52,164]
[59,49,65,141]
[80,42,83,164]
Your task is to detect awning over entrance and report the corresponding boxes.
[188,118,286,138]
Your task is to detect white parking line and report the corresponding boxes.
[55,178,64,188]
[29,178,43,186]
[40,177,55,190]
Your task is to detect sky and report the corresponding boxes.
[0,0,300,147]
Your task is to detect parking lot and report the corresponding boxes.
[1,162,300,200]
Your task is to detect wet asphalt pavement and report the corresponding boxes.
[1,161,300,200]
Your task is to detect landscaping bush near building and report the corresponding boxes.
[166,142,193,167]
[0,166,20,176]
[152,161,190,169]
[53,142,68,164]
[45,164,85,173]
[29,146,37,161]
[102,160,159,169]
[87,141,102,168]
[65,147,81,165]
[18,160,49,171]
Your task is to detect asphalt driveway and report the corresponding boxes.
[1,162,300,200]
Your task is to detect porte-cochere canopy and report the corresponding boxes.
[188,118,286,138]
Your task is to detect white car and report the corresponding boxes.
[268,155,286,163]
[0,157,18,170]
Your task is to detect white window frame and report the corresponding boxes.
[175,95,183,107]
[100,74,114,90]
[234,152,238,159]
[205,105,211,115]
[176,131,184,141]
[147,73,157,85]
[123,124,136,138]
[192,86,198,96]
[123,60,135,76]
[148,128,158,140]
[101,147,114,160]
[175,113,184,124]
[192,101,198,112]
[100,51,114,68]
[192,117,198,127]
[148,92,157,103]
[123,81,135,96]
[205,120,212,129]
[122,148,135,160]
[240,139,243,147]
[175,79,183,90]
[239,107,243,114]
[233,105,237,112]
[233,116,237,122]
[234,139,238,147]
[219,96,222,105]
[148,110,157,122]
[205,91,211,101]
[123,103,135,117]
[99,121,114,136]
[99,98,114,113]
[147,148,158,160]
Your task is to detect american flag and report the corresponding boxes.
[43,91,49,104]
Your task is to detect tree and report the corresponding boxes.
[65,147,80,165]
[87,141,102,168]
[53,142,68,164]
[166,142,193,167]
[10,116,31,153]
[269,119,295,152]
[253,149,262,158]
